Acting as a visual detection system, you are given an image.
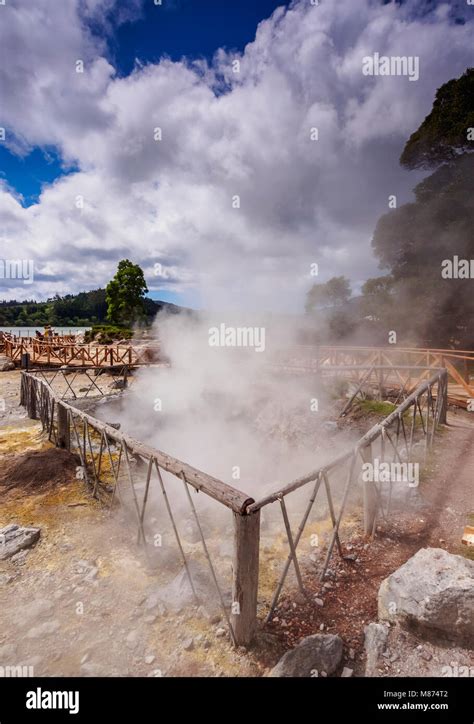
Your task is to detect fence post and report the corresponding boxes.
[232,509,260,646]
[361,443,377,536]
[439,370,448,424]
[29,377,37,419]
[57,403,70,449]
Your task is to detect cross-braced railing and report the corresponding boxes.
[246,368,448,622]
[26,366,135,400]
[20,370,258,647]
[19,366,448,645]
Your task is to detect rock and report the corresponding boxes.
[141,592,168,617]
[144,615,158,625]
[110,379,126,390]
[0,643,18,661]
[378,548,474,646]
[341,667,353,677]
[182,638,194,651]
[26,621,60,639]
[144,560,226,614]
[364,623,388,677]
[314,598,324,607]
[269,634,343,677]
[0,360,15,372]
[126,630,139,649]
[215,627,227,638]
[80,663,108,677]
[21,599,54,623]
[145,655,155,665]
[0,524,41,560]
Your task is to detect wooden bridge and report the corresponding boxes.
[0,332,159,368]
[274,345,474,409]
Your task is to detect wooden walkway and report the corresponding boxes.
[275,345,474,409]
[0,333,159,368]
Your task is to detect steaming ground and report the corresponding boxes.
[92,314,360,506]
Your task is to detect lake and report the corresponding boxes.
[0,327,91,337]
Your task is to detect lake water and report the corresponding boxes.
[0,327,91,337]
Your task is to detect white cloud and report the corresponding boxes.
[0,0,472,309]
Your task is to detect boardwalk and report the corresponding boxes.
[0,332,159,368]
[274,345,474,409]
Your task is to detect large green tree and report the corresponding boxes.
[371,68,474,347]
[105,260,148,327]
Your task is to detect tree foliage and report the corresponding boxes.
[370,68,474,347]
[105,259,149,326]
[400,68,474,170]
[305,276,352,313]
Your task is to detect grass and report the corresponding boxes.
[358,400,397,416]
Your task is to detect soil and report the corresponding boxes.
[0,448,80,492]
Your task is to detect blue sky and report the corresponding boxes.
[0,0,472,309]
[2,0,290,209]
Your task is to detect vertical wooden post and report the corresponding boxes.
[29,378,37,419]
[361,443,377,536]
[232,510,260,646]
[57,403,70,449]
[439,370,448,424]
[377,351,383,400]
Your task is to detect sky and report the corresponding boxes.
[0,0,473,310]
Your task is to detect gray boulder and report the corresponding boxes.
[364,622,388,676]
[269,634,343,677]
[0,524,41,560]
[378,548,474,647]
[0,358,15,372]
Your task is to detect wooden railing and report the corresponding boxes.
[20,363,449,645]
[1,333,158,367]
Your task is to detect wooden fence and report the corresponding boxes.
[20,365,448,645]
[2,333,157,367]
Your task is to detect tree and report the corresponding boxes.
[105,260,148,326]
[305,276,352,313]
[371,68,474,347]
[400,68,474,170]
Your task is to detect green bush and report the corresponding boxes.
[84,324,133,344]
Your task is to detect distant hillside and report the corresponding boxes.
[0,289,185,327]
